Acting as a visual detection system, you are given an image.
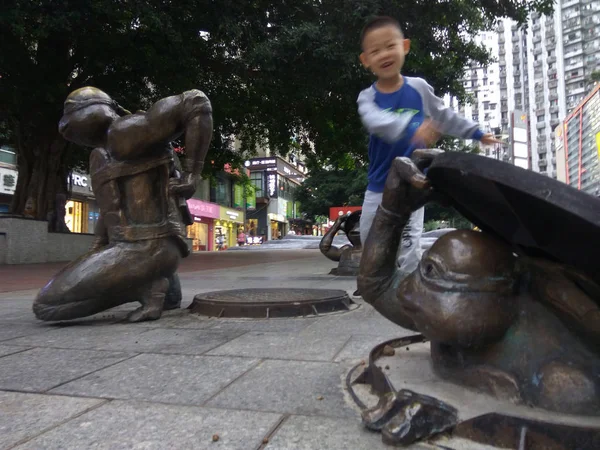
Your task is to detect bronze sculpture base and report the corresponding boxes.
[347,336,600,448]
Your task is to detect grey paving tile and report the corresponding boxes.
[0,322,54,342]
[0,348,132,392]
[5,324,151,349]
[302,308,412,337]
[334,334,399,362]
[0,345,30,358]
[15,400,281,450]
[198,317,317,333]
[8,325,242,356]
[51,353,259,406]
[0,391,103,450]
[207,330,349,361]
[264,415,381,450]
[207,359,358,418]
[128,309,215,329]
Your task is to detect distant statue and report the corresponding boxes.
[33,86,213,322]
[358,150,600,416]
[320,210,362,276]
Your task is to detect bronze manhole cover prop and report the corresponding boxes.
[189,288,356,318]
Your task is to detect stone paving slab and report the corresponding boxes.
[207,330,350,362]
[333,334,399,362]
[0,344,30,358]
[262,414,431,450]
[7,325,244,356]
[203,317,318,333]
[0,251,448,449]
[14,400,282,450]
[0,391,104,450]
[301,308,411,337]
[207,359,358,419]
[51,353,260,406]
[0,348,133,392]
[0,322,54,343]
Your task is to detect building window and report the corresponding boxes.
[211,176,232,206]
[250,171,264,197]
[0,147,16,165]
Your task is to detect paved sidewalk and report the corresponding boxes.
[0,250,426,450]
[0,250,317,293]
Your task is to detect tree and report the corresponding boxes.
[294,163,367,220]
[1,0,552,226]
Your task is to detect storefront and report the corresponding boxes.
[187,198,220,252]
[268,212,286,240]
[245,156,305,241]
[66,172,97,233]
[215,207,245,250]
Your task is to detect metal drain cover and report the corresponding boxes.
[189,288,356,318]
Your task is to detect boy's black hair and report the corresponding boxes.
[360,16,403,48]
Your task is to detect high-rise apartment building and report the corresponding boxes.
[446,32,505,161]
[449,0,599,178]
[555,84,600,194]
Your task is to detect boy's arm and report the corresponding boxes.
[410,79,484,141]
[357,87,415,143]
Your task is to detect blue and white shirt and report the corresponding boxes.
[357,77,484,192]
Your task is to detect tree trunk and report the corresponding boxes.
[10,126,70,232]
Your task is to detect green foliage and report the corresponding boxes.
[294,161,368,220]
[591,70,600,83]
[1,0,553,216]
[425,203,472,229]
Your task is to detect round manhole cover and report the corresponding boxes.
[189,288,357,318]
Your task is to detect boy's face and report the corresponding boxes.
[360,25,410,80]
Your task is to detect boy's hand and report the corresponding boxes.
[411,119,441,148]
[480,134,503,145]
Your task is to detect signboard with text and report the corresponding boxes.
[266,172,278,198]
[245,157,277,170]
[329,206,362,221]
[233,183,244,209]
[187,199,220,219]
[0,167,18,195]
[511,110,529,169]
[219,206,244,223]
[68,172,94,197]
[246,185,256,210]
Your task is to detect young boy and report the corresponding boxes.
[357,16,500,274]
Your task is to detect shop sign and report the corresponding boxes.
[266,172,278,198]
[277,159,303,180]
[246,185,256,210]
[268,213,286,223]
[329,206,362,221]
[68,172,94,197]
[219,206,244,223]
[286,200,293,218]
[0,167,18,195]
[187,198,220,219]
[233,183,244,209]
[245,157,277,170]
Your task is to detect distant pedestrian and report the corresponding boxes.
[237,230,246,246]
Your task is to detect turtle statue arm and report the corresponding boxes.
[108,90,213,168]
[358,204,416,329]
[358,156,433,330]
[320,214,351,262]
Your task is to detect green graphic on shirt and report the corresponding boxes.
[383,107,420,116]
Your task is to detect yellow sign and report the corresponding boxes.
[219,206,244,223]
[596,132,600,160]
